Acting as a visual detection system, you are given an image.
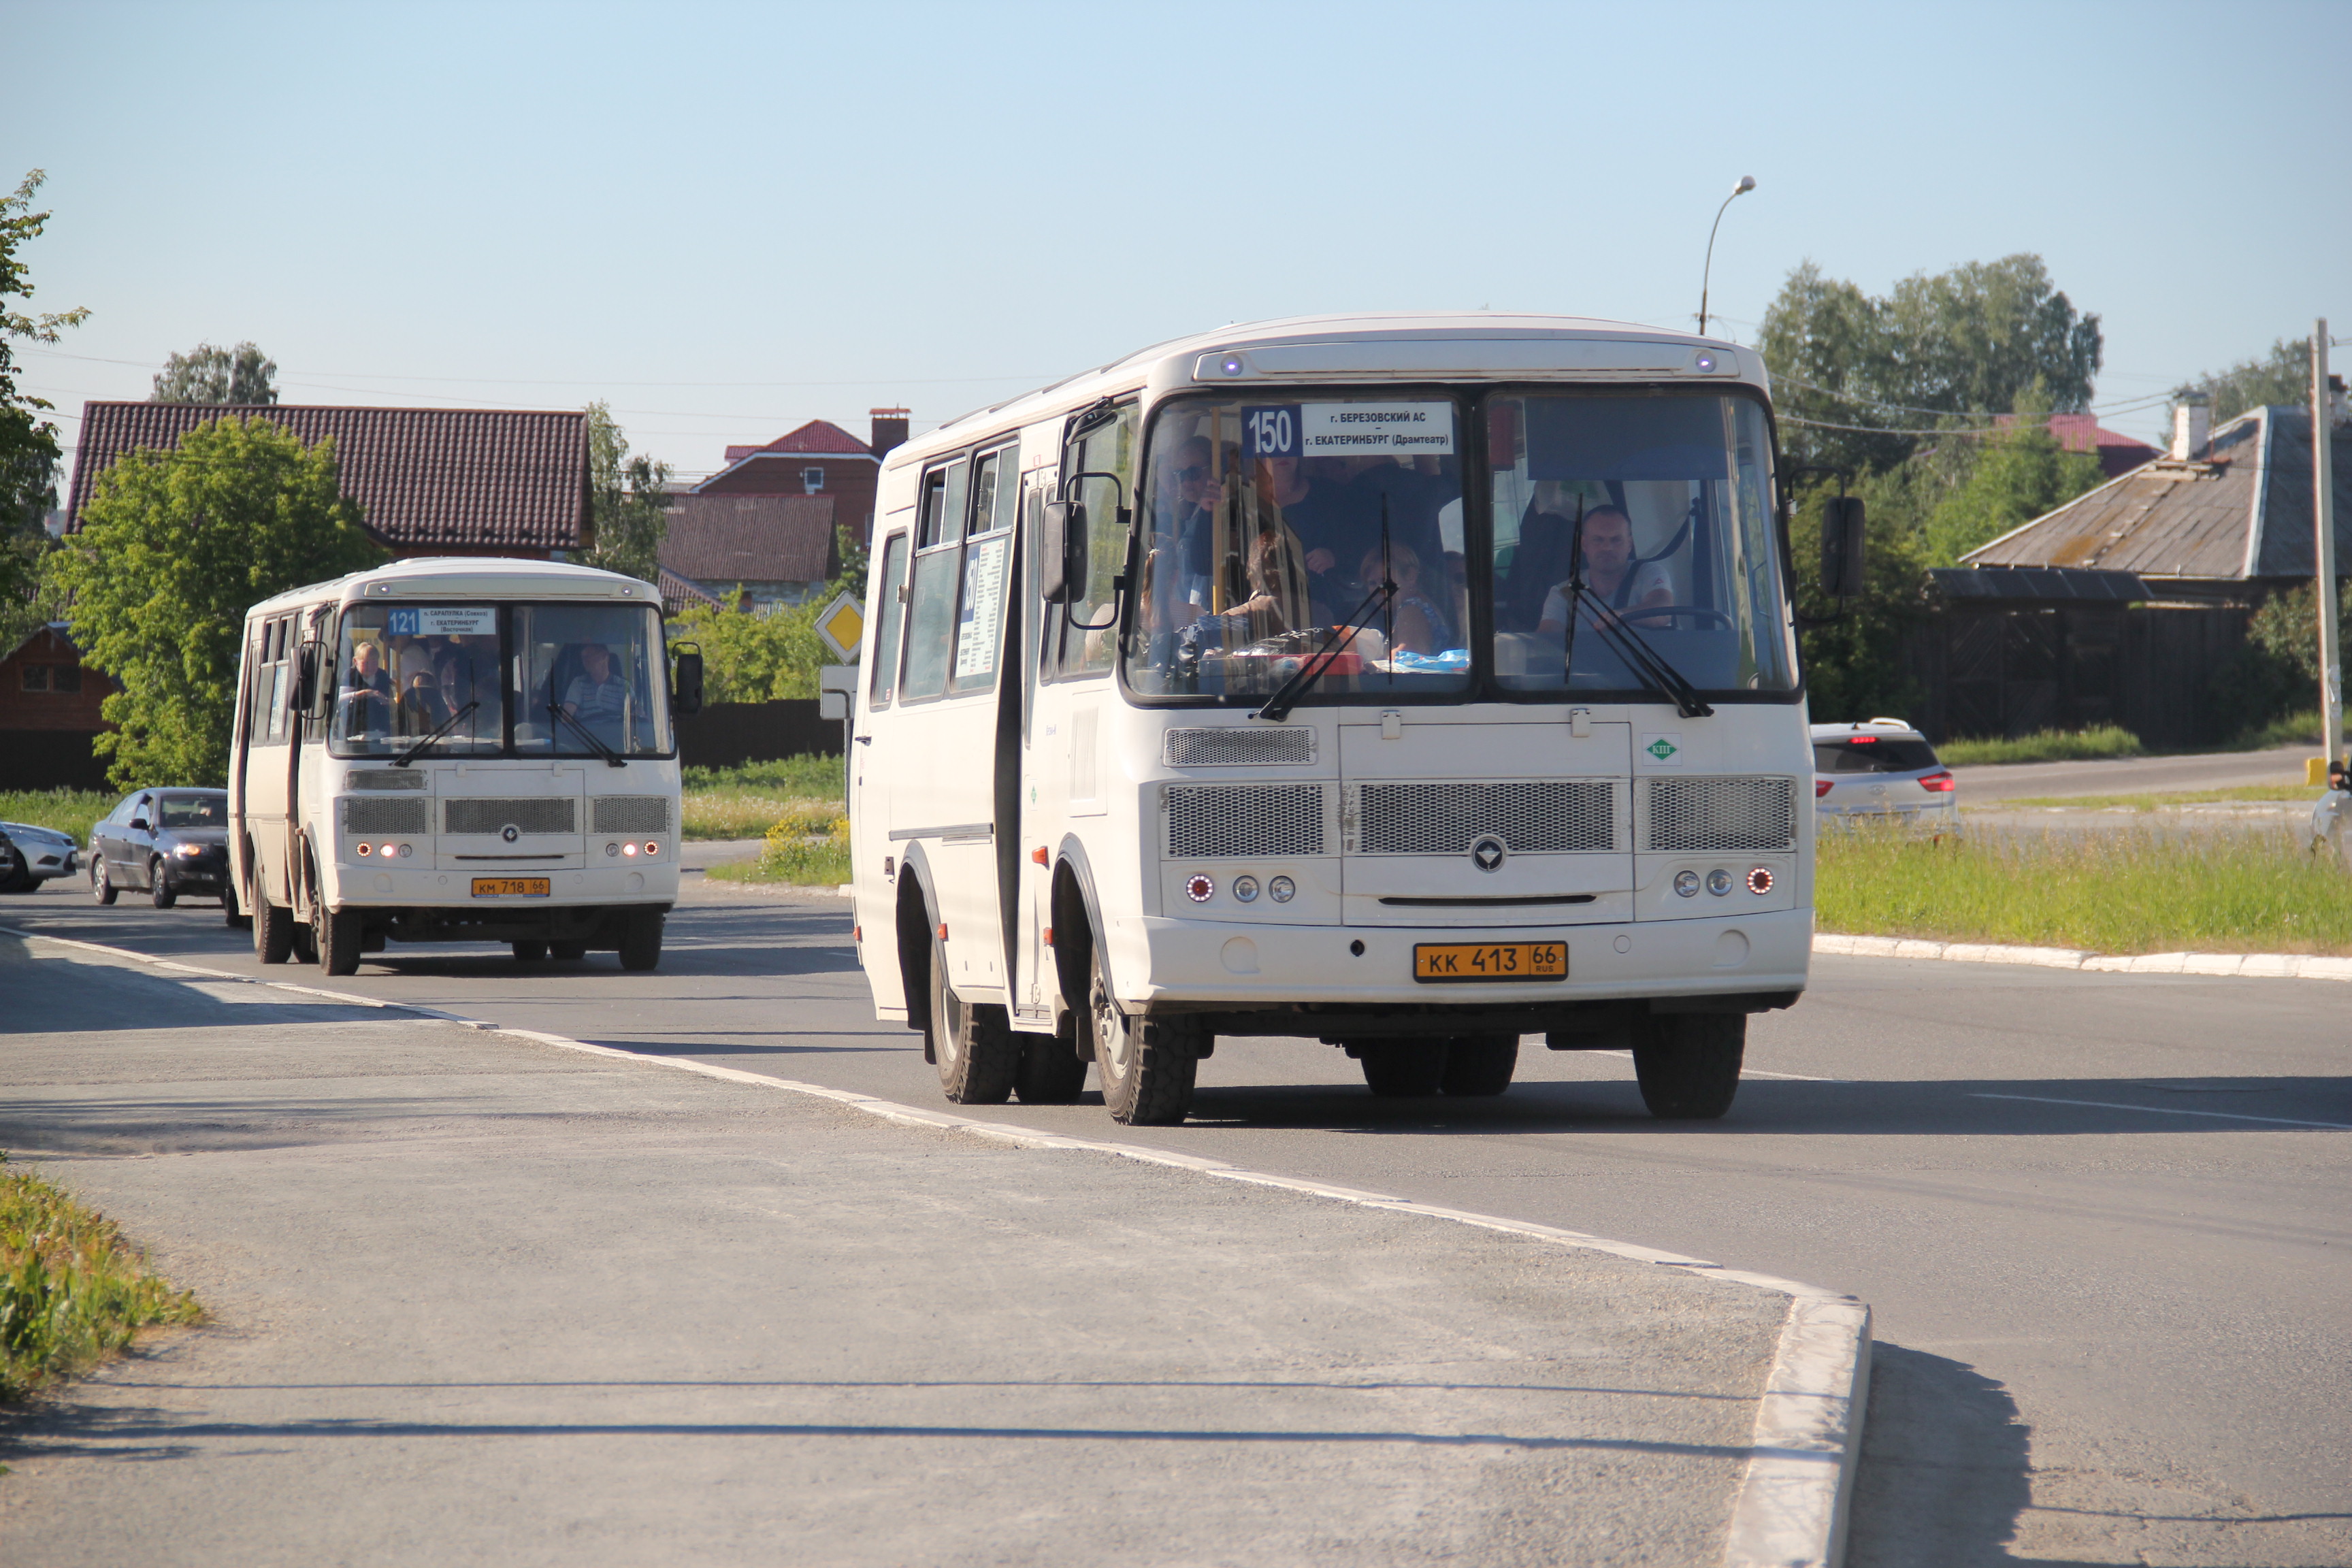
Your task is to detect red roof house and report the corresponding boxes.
[1993,412,2162,480]
[694,409,908,546]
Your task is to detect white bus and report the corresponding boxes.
[849,314,1851,1126]
[229,557,702,976]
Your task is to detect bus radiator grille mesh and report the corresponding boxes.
[591,796,671,834]
[1642,777,1796,852]
[444,798,578,836]
[342,796,429,836]
[1162,728,1315,767]
[1356,781,1618,855]
[1164,784,1326,858]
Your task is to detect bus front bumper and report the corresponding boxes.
[1109,906,1812,1013]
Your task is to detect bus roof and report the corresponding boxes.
[891,311,1769,472]
[244,556,655,621]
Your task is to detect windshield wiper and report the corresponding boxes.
[393,701,480,767]
[1556,498,1713,719]
[1257,500,1396,723]
[549,701,628,768]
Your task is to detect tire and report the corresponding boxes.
[1631,1012,1746,1120]
[1441,1034,1520,1097]
[0,843,30,893]
[222,877,248,929]
[290,924,316,965]
[928,936,1018,1104]
[314,900,363,977]
[91,857,118,905]
[1357,1039,1449,1098]
[1013,1028,1088,1105]
[253,884,295,964]
[617,909,664,971]
[512,940,549,962]
[149,858,177,909]
[551,941,587,962]
[1087,943,1196,1126]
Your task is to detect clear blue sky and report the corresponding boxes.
[7,0,2344,481]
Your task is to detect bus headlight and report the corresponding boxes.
[1232,875,1260,902]
[1673,870,1699,897]
[1268,875,1296,903]
[1705,869,1733,896]
[623,842,638,857]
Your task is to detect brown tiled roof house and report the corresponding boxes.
[693,410,909,546]
[658,494,838,610]
[66,403,591,557]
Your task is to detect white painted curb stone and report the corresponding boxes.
[1816,930,2352,981]
[5,924,1873,1568]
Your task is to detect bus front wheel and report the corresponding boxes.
[1441,1034,1519,1096]
[1088,947,1196,1126]
[314,902,363,977]
[1631,1013,1744,1120]
[1357,1040,1448,1098]
[617,911,664,971]
[928,936,1017,1105]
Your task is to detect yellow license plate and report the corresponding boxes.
[1412,941,1567,983]
[472,877,551,898]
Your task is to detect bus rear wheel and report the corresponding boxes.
[253,885,294,964]
[1441,1034,1519,1096]
[928,937,1017,1105]
[1357,1039,1448,1098]
[1089,946,1196,1126]
[314,902,363,977]
[1631,1013,1744,1120]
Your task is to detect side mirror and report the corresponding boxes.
[1821,496,1868,598]
[1040,501,1083,603]
[129,818,150,834]
[672,642,704,717]
[297,642,323,714]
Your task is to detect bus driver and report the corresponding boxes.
[1535,505,1673,636]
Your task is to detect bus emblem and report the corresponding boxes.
[1471,836,1507,872]
[501,825,520,843]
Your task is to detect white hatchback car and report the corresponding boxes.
[1812,719,1957,830]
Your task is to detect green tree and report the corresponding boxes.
[1761,253,2102,474]
[1788,476,1933,723]
[2178,338,2315,426]
[51,416,385,787]
[578,402,671,585]
[0,169,89,651]
[668,593,836,702]
[150,340,277,404]
[1918,388,2106,567]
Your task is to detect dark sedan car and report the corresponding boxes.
[0,819,80,892]
[89,787,238,914]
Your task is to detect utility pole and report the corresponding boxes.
[2317,319,2342,774]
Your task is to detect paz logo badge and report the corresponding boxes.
[1470,835,1507,872]
[1642,734,1682,766]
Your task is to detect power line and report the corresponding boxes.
[21,344,1050,391]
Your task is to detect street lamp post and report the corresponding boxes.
[1697,175,1757,338]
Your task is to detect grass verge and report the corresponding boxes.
[1936,725,2143,768]
[2,1153,202,1402]
[1819,824,2352,955]
[0,789,112,848]
[706,814,852,889]
[2220,710,2323,753]
[1990,784,2324,811]
[679,755,846,841]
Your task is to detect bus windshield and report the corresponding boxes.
[328,602,672,758]
[1123,389,1792,703]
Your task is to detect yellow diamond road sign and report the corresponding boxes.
[814,592,864,662]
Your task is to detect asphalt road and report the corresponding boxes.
[5,874,2348,1567]
[1950,743,2313,804]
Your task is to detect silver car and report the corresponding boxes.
[1812,719,1957,830]
[0,819,81,892]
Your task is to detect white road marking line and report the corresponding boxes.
[1969,1092,2351,1130]
[7,921,1869,1568]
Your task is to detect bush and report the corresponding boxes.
[1,1152,201,1401]
[708,815,851,888]
[1936,725,2142,767]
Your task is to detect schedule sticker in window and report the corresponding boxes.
[387,606,497,637]
[1300,402,1454,457]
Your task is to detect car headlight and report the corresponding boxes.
[175,842,204,857]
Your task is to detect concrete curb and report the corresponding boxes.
[6,924,1872,1568]
[1816,930,2352,981]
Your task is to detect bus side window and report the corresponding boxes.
[902,459,968,702]
[1055,404,1135,676]
[869,532,910,707]
[951,446,1017,693]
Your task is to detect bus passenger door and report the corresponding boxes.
[854,519,913,1012]
[1009,459,1057,1026]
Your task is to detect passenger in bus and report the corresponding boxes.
[1535,504,1674,634]
[1351,541,1450,655]
[342,638,393,699]
[562,642,629,725]
[398,671,452,735]
[389,634,433,687]
[1216,527,1313,643]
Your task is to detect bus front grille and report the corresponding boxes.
[1354,781,1618,855]
[1164,784,1326,858]
[1643,777,1796,852]
[342,796,429,836]
[591,796,670,834]
[1163,728,1315,767]
[444,798,578,836]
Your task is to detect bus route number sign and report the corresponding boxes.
[1242,406,1298,459]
